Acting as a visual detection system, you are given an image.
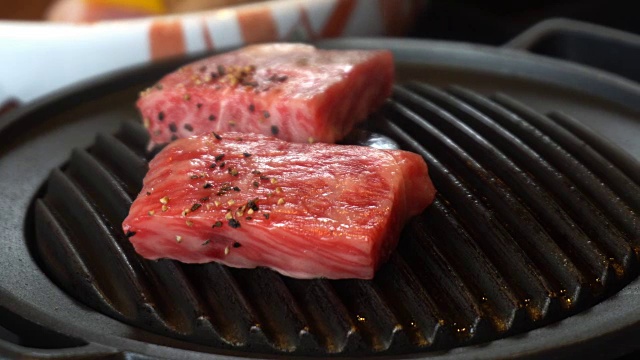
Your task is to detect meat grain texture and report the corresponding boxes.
[137,43,394,145]
[122,132,435,279]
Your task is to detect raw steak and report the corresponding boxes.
[137,43,394,145]
[122,132,435,279]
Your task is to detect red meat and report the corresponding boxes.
[122,132,435,279]
[137,43,394,145]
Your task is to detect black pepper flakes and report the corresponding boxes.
[212,221,223,228]
[218,183,232,193]
[243,152,251,158]
[217,65,226,76]
[233,242,242,248]
[263,213,270,219]
[208,115,216,121]
[190,174,199,179]
[158,111,165,121]
[146,191,151,196]
[245,217,253,221]
[228,218,240,228]
[125,231,136,237]
[169,123,178,132]
[248,104,255,112]
[212,131,222,140]
[269,74,288,82]
[242,80,258,88]
[247,198,259,211]
[184,123,194,131]
[202,239,211,245]
[215,153,225,161]
[210,71,219,79]
[197,103,203,109]
[220,161,226,169]
[191,203,202,211]
[233,186,241,192]
[209,163,217,169]
[200,197,209,202]
[204,182,213,189]
[260,175,270,181]
[252,181,259,188]
[252,170,261,175]
[171,134,178,141]
[271,125,279,135]
[263,110,270,119]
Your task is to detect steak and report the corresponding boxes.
[122,132,435,279]
[137,43,394,145]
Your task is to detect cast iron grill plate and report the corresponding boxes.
[31,81,640,356]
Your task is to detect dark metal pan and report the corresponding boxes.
[0,27,639,359]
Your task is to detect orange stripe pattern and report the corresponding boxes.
[149,20,186,60]
[321,0,357,38]
[237,7,278,44]
[201,19,214,50]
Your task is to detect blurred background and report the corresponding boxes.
[1,0,639,44]
[1,0,639,112]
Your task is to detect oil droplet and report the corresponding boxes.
[480,296,488,303]
[565,298,572,306]
[356,315,366,322]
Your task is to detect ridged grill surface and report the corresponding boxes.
[32,83,640,356]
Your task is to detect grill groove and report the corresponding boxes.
[418,199,527,335]
[447,87,638,266]
[387,90,588,304]
[401,84,614,292]
[491,94,640,241]
[545,112,640,212]
[32,83,640,356]
[371,113,559,322]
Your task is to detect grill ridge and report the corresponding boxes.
[369,117,557,321]
[32,83,640,356]
[548,111,640,186]
[401,84,614,292]
[374,253,450,348]
[545,112,640,211]
[180,263,265,346]
[281,278,357,353]
[419,199,528,335]
[492,94,640,241]
[389,88,588,305]
[447,87,637,271]
[331,279,403,351]
[403,220,493,342]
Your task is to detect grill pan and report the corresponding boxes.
[1,29,640,359]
